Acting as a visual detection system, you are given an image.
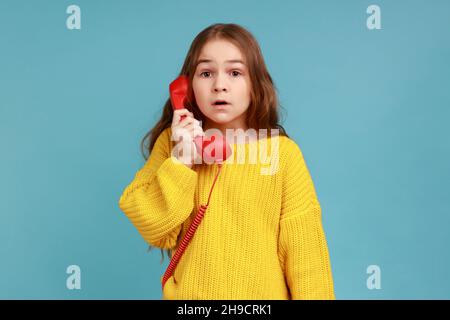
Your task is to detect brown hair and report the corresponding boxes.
[141,23,289,263]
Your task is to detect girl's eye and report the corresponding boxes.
[200,71,242,78]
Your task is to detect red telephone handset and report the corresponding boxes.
[169,75,232,164]
[162,76,231,291]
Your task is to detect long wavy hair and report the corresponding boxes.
[141,23,290,263]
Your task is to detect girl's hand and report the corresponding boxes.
[170,109,205,168]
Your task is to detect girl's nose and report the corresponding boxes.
[213,74,228,92]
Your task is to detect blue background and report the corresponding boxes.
[1,0,449,299]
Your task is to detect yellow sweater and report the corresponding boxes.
[118,127,335,300]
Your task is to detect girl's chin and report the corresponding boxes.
[205,113,231,123]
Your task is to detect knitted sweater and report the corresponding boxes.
[118,127,335,300]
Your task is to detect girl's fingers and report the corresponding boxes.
[172,126,190,142]
[181,123,196,135]
[172,109,194,126]
[192,124,205,137]
[173,109,193,118]
[175,123,203,142]
[178,116,196,128]
[171,109,198,142]
[172,121,191,138]
[186,122,204,134]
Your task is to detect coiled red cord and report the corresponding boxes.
[161,163,223,290]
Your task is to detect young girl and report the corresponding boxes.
[119,23,335,300]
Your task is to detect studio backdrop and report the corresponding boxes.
[1,0,449,299]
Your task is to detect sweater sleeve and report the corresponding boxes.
[118,128,198,249]
[278,139,335,300]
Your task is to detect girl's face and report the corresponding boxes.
[192,39,251,133]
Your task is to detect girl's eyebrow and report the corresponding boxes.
[197,59,245,66]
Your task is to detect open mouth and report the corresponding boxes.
[212,100,230,107]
